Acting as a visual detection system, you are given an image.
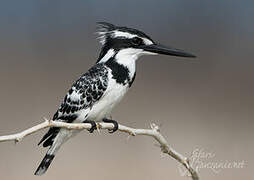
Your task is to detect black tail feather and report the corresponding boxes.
[38,127,60,147]
[34,154,55,176]
[42,134,55,147]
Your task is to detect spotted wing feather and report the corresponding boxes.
[38,63,108,147]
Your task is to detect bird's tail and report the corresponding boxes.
[34,151,55,176]
[34,129,72,176]
[34,137,63,176]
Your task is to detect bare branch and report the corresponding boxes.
[0,118,199,180]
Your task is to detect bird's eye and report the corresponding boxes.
[132,37,143,46]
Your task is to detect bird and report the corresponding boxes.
[34,22,196,175]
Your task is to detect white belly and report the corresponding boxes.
[76,60,135,123]
[86,77,129,121]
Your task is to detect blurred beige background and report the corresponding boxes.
[0,0,253,179]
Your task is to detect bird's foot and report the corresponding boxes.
[102,118,118,133]
[83,120,97,133]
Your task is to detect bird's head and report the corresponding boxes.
[96,22,196,63]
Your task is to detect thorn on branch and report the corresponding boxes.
[150,123,160,132]
[129,131,136,136]
[184,158,190,169]
[43,117,52,124]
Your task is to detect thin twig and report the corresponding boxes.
[0,118,199,180]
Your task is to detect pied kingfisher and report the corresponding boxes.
[34,22,195,175]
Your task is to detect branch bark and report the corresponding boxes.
[0,118,199,180]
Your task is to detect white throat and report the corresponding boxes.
[115,48,142,65]
[114,48,141,79]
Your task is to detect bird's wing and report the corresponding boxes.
[38,63,109,147]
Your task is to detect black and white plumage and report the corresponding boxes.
[35,22,195,175]
[37,64,108,148]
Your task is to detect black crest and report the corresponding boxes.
[96,22,153,45]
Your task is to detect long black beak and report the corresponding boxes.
[141,44,196,58]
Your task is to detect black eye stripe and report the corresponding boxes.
[132,37,143,46]
[98,36,146,61]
